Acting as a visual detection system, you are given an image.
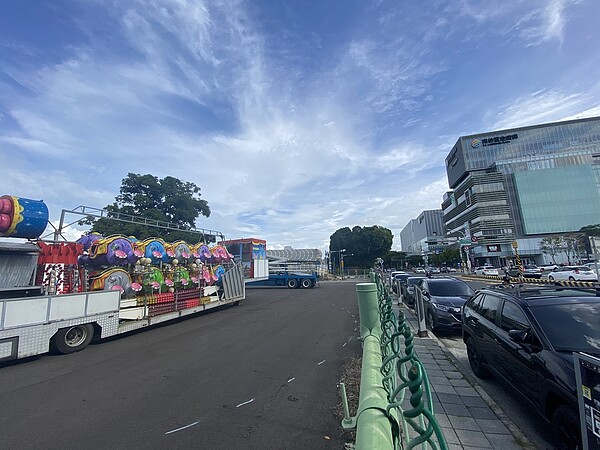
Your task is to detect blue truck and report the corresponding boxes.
[249,261,319,289]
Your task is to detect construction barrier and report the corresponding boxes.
[463,273,599,288]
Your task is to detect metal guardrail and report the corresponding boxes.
[339,271,447,450]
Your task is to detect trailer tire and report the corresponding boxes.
[51,324,95,355]
[300,279,313,289]
[287,279,298,289]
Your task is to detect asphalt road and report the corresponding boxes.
[429,276,556,450]
[0,281,362,450]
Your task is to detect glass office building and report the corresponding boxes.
[443,116,600,266]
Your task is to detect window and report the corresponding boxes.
[500,301,529,332]
[465,189,472,206]
[466,293,483,314]
[480,295,501,323]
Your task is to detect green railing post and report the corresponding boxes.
[353,283,397,449]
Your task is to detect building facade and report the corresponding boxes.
[443,116,600,267]
[400,210,446,261]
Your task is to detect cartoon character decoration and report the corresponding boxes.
[170,241,192,262]
[212,265,226,282]
[209,244,233,263]
[0,195,49,239]
[140,266,166,293]
[135,238,167,265]
[192,243,212,263]
[89,268,139,297]
[76,232,102,251]
[79,235,136,268]
[173,266,192,289]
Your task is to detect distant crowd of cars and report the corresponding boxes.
[472,263,599,282]
[386,266,600,449]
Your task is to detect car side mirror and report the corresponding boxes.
[422,290,429,297]
[508,329,528,343]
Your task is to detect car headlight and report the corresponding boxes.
[432,303,449,311]
[451,307,461,314]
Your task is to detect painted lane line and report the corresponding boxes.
[287,377,295,383]
[317,360,326,366]
[236,398,254,408]
[165,421,199,435]
[342,342,347,347]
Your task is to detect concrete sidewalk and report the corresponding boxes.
[395,300,534,450]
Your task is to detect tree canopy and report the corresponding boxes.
[329,225,393,268]
[88,173,211,242]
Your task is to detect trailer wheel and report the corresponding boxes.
[300,279,313,289]
[287,279,298,289]
[51,324,95,354]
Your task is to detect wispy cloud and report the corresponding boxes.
[0,0,597,251]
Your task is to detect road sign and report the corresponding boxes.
[470,236,478,243]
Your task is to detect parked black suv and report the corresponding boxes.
[462,285,600,449]
[416,278,474,332]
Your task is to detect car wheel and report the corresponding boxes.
[426,310,437,332]
[568,276,575,281]
[287,279,298,289]
[466,337,490,379]
[552,405,582,450]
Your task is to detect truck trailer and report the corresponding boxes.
[0,194,259,362]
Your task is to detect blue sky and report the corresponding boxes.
[2,0,600,251]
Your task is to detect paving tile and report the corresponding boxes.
[448,444,464,450]
[432,384,458,395]
[461,396,488,408]
[442,426,460,444]
[448,415,481,431]
[455,429,492,448]
[475,418,509,434]
[454,386,480,397]
[436,392,463,405]
[443,402,472,417]
[449,379,472,388]
[434,412,451,428]
[427,376,448,385]
[443,370,464,379]
[486,432,525,450]
[468,406,498,420]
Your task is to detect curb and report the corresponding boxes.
[395,296,537,450]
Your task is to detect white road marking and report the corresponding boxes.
[165,421,199,435]
[236,398,254,408]
[287,377,295,383]
[317,360,326,366]
[342,342,347,347]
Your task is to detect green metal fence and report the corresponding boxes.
[340,270,447,450]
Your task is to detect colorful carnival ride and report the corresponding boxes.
[0,195,238,318]
[0,195,265,360]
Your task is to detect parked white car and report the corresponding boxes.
[547,266,598,282]
[584,263,600,275]
[474,266,499,276]
[414,267,426,274]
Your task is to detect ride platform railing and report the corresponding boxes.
[339,270,447,450]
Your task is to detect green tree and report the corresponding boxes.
[407,254,424,267]
[580,224,600,237]
[540,236,564,263]
[329,225,393,269]
[89,173,211,242]
[383,250,408,269]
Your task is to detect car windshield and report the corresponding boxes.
[531,302,600,353]
[395,274,410,281]
[407,278,424,286]
[428,281,474,297]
